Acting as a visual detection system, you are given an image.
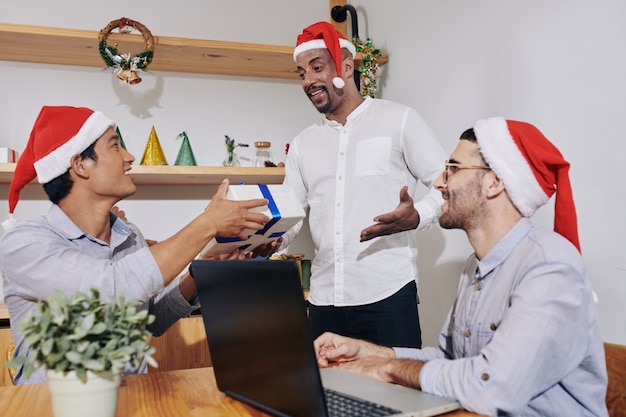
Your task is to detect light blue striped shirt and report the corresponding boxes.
[0,204,198,384]
[395,218,608,416]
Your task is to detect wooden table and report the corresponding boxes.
[0,367,481,416]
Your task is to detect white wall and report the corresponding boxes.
[1,0,624,346]
[352,0,626,345]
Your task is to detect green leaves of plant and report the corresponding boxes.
[6,288,157,382]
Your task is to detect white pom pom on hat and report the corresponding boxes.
[293,21,356,90]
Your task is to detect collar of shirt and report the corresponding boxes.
[323,96,373,129]
[46,204,133,247]
[475,218,533,279]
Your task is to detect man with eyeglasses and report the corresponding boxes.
[312,117,608,416]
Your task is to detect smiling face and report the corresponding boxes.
[296,48,346,115]
[435,140,490,232]
[82,127,136,201]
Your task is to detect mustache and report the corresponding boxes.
[307,84,327,96]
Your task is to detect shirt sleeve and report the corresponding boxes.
[394,346,446,361]
[148,273,200,336]
[280,138,307,249]
[0,220,164,303]
[418,262,593,416]
[400,108,447,230]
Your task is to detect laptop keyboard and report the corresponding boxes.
[324,388,401,417]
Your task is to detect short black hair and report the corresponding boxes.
[460,128,477,142]
[43,141,98,204]
[458,128,488,165]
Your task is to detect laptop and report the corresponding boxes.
[190,260,460,417]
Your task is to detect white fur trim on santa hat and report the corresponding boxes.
[474,116,549,217]
[34,111,114,184]
[293,38,356,61]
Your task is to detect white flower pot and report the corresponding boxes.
[47,370,121,417]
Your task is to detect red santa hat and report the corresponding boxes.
[4,106,114,228]
[293,21,356,89]
[473,116,580,252]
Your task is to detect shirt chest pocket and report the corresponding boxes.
[355,136,392,177]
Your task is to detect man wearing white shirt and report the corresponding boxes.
[280,21,447,348]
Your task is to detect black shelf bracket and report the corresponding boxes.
[331,4,360,90]
[331,5,359,39]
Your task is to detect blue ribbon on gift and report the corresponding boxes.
[215,184,282,243]
[256,184,281,235]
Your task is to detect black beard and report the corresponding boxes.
[438,175,486,231]
[309,86,332,114]
[315,102,332,114]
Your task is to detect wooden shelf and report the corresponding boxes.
[0,163,285,186]
[0,22,387,80]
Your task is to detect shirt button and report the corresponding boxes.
[475,283,482,291]
[481,373,490,381]
[465,330,471,337]
[490,323,497,331]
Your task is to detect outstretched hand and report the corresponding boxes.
[360,186,420,242]
[204,179,269,240]
[251,237,284,258]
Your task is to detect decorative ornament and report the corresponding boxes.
[115,126,128,150]
[140,126,168,165]
[352,37,382,98]
[174,131,197,166]
[222,135,248,167]
[98,17,154,85]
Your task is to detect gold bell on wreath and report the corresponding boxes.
[140,126,168,165]
[117,69,142,84]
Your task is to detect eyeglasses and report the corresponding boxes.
[444,160,491,183]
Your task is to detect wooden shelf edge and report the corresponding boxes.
[0,22,387,79]
[0,163,285,185]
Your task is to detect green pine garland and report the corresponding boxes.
[352,37,382,98]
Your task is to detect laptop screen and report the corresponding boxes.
[191,260,328,417]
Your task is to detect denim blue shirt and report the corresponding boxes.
[0,204,199,384]
[395,218,608,416]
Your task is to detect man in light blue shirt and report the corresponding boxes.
[0,106,270,384]
[313,117,608,416]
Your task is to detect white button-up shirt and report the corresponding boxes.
[282,97,446,306]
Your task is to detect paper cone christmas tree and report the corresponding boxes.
[140,126,168,165]
[174,131,197,166]
[115,126,128,150]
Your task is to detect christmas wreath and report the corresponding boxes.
[98,18,154,84]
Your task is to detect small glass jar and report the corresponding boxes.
[253,141,274,167]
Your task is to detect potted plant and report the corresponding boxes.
[6,287,157,417]
[222,134,248,167]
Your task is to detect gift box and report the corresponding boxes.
[0,148,18,163]
[200,184,305,256]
